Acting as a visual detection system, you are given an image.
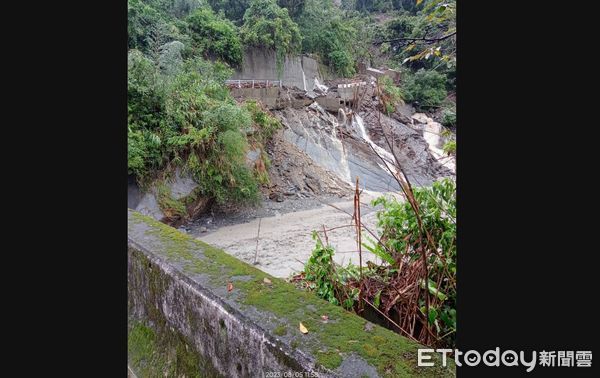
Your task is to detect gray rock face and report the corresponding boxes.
[362,112,453,186]
[128,175,143,209]
[271,99,452,192]
[128,168,206,223]
[169,168,197,200]
[134,190,164,221]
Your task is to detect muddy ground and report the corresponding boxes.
[195,192,398,278]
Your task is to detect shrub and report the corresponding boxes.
[128,53,262,205]
[371,179,456,347]
[240,0,302,75]
[128,0,190,54]
[207,0,250,23]
[187,7,243,66]
[298,1,363,77]
[300,179,457,348]
[244,100,281,142]
[378,75,404,114]
[327,49,355,78]
[441,107,456,127]
[443,140,456,155]
[401,69,447,109]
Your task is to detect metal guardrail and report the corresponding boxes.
[225,79,282,88]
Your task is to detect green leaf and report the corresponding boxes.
[428,308,438,324]
[426,279,448,301]
[374,290,382,309]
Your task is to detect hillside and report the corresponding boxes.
[128,0,457,361]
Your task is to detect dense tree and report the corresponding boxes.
[207,0,251,23]
[240,0,302,74]
[187,7,243,66]
[277,0,306,19]
[374,0,455,68]
[128,0,191,54]
[401,68,447,109]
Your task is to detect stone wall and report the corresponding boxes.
[128,210,454,377]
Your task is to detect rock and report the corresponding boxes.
[411,112,430,124]
[246,149,261,165]
[199,226,208,233]
[337,108,347,126]
[170,168,198,200]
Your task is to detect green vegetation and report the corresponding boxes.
[128,321,204,377]
[240,0,302,74]
[299,179,456,349]
[244,100,281,142]
[303,233,339,304]
[187,7,243,66]
[378,75,404,114]
[441,106,456,128]
[371,178,456,348]
[442,140,456,156]
[129,211,455,376]
[128,42,283,205]
[368,0,456,112]
[401,68,447,110]
[297,0,367,77]
[208,0,251,23]
[128,51,259,204]
[273,324,288,336]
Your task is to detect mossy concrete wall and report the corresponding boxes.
[128,209,455,377]
[231,49,323,91]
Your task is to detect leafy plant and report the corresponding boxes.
[371,178,456,346]
[299,179,456,348]
[244,100,281,142]
[298,0,368,77]
[128,51,265,206]
[207,0,251,23]
[441,107,456,127]
[240,0,302,75]
[378,75,404,114]
[304,232,339,305]
[401,69,447,109]
[187,7,243,66]
[442,140,456,156]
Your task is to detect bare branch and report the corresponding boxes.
[373,31,456,46]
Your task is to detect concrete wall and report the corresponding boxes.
[229,86,291,110]
[128,210,454,377]
[231,49,323,91]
